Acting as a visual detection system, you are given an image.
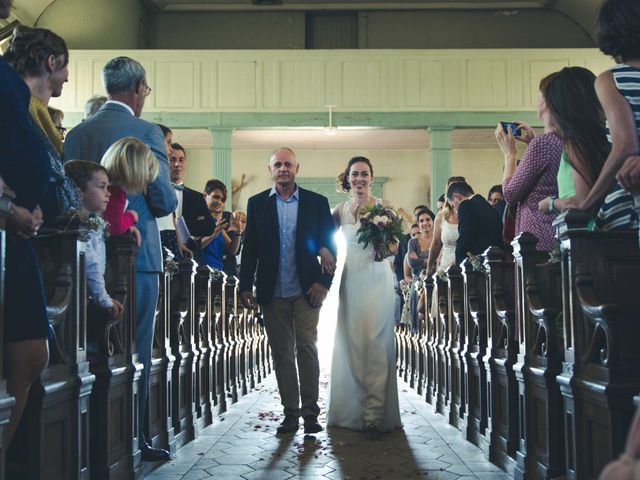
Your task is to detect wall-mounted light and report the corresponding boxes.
[325,104,337,135]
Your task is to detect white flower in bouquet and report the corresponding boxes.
[379,215,389,225]
[372,215,382,224]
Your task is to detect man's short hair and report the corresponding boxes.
[102,56,146,95]
[438,194,445,203]
[157,124,172,138]
[270,147,296,162]
[446,181,474,200]
[84,95,107,119]
[171,142,186,156]
[64,160,107,192]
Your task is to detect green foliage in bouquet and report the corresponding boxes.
[356,204,404,262]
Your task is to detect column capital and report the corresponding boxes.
[428,126,453,208]
[208,127,233,150]
[428,126,453,150]
[209,128,233,203]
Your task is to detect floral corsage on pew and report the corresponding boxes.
[356,204,404,262]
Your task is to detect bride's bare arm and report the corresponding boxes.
[332,201,344,228]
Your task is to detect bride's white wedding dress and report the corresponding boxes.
[327,202,402,432]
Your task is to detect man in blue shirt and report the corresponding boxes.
[240,147,337,435]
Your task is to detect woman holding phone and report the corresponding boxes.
[494,72,564,251]
[201,179,242,271]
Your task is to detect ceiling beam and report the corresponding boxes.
[143,0,548,12]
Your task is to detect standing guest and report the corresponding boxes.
[0,0,52,450]
[447,181,502,266]
[4,25,78,223]
[406,208,434,331]
[64,56,177,462]
[618,156,640,193]
[64,160,124,317]
[487,185,504,206]
[84,94,107,120]
[436,194,445,212]
[568,0,639,230]
[47,107,65,142]
[239,147,336,435]
[157,124,172,159]
[157,142,215,260]
[233,210,247,275]
[535,68,609,222]
[495,73,563,251]
[201,179,242,274]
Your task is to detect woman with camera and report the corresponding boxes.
[494,74,563,252]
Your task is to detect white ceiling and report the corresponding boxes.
[173,127,504,151]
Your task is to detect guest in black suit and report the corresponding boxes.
[239,147,337,435]
[158,142,216,259]
[447,181,503,266]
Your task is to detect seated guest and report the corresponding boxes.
[84,94,107,120]
[157,142,215,259]
[495,72,563,251]
[4,25,79,223]
[407,208,435,331]
[447,181,502,266]
[568,0,639,230]
[201,179,242,273]
[535,67,608,224]
[64,160,124,317]
[0,0,51,449]
[101,137,159,246]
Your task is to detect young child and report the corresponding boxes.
[100,137,159,246]
[64,160,123,317]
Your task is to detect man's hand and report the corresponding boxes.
[128,226,142,246]
[318,247,336,275]
[538,196,551,213]
[110,299,124,317]
[617,155,640,193]
[240,291,257,310]
[307,283,328,308]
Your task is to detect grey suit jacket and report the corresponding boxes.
[64,102,177,273]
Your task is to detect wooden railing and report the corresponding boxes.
[396,212,640,480]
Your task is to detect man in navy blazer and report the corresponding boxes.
[447,181,503,266]
[64,56,177,462]
[239,147,336,435]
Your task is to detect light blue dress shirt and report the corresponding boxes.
[270,185,302,298]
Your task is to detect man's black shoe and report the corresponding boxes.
[141,443,170,462]
[276,415,299,434]
[303,416,323,434]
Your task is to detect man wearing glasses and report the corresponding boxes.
[64,56,177,463]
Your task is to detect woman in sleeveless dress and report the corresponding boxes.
[406,208,435,331]
[426,200,459,276]
[327,156,402,435]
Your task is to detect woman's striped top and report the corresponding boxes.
[597,64,640,231]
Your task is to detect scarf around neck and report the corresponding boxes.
[29,95,63,155]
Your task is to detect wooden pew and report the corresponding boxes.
[194,265,215,432]
[425,276,438,406]
[462,259,490,454]
[7,213,95,479]
[87,233,142,480]
[212,272,228,415]
[422,276,435,403]
[555,210,640,480]
[169,258,198,448]
[447,264,466,430]
[483,246,519,475]
[148,255,176,457]
[512,232,565,480]
[0,191,15,480]
[434,274,450,416]
[225,276,240,404]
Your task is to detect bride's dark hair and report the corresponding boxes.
[337,156,374,193]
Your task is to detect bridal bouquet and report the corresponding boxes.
[356,204,404,262]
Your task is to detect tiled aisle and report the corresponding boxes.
[149,375,511,480]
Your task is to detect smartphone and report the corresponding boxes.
[501,122,521,137]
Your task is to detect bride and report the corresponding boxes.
[327,156,402,435]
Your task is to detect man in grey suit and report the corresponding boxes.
[64,56,177,462]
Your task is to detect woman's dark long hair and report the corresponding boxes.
[597,0,640,63]
[542,66,610,187]
[337,156,374,193]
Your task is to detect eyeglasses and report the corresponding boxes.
[142,82,152,97]
[57,126,67,137]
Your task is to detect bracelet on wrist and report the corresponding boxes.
[548,195,558,214]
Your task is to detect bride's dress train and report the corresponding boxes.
[327,205,402,432]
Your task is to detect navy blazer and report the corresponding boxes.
[456,194,503,265]
[182,185,215,237]
[64,102,177,273]
[239,186,337,306]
